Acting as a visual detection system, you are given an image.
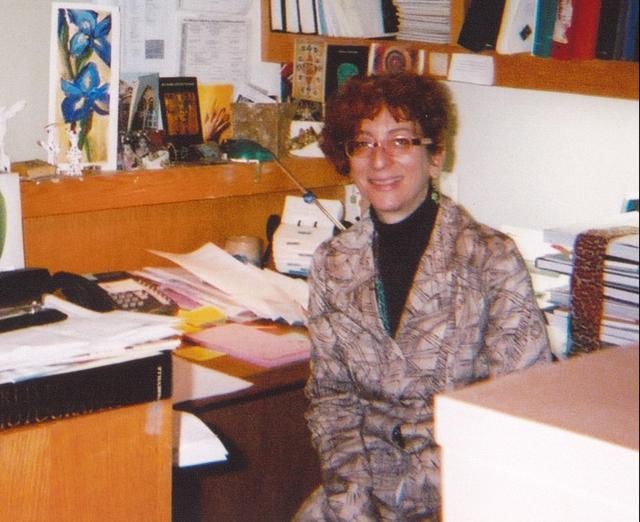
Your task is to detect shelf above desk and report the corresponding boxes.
[20,158,348,273]
[21,158,347,218]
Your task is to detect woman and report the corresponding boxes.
[295,73,551,521]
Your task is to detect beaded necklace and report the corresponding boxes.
[372,188,440,337]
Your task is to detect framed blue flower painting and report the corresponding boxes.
[48,3,120,171]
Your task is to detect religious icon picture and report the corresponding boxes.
[158,77,204,146]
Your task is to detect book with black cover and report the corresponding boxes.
[158,77,203,146]
[324,44,369,101]
[613,0,631,59]
[596,0,625,59]
[0,351,171,431]
[621,0,639,60]
[381,0,399,34]
[457,0,507,52]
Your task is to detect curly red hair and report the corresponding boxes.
[320,73,451,175]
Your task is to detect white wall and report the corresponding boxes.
[1,1,638,231]
[442,83,639,229]
[0,0,55,164]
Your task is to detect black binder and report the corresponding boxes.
[0,351,172,431]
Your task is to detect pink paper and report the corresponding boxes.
[188,324,310,368]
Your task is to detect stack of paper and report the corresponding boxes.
[0,295,181,384]
[134,265,258,320]
[147,242,309,325]
[395,0,451,44]
[535,212,639,354]
[187,323,311,368]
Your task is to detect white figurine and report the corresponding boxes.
[0,100,27,173]
[37,123,61,168]
[65,127,83,176]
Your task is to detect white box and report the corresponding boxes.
[435,347,639,522]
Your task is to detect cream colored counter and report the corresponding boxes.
[435,346,639,521]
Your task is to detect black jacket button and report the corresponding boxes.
[391,424,405,449]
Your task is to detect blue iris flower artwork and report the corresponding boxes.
[56,7,113,163]
[61,62,110,123]
[68,9,112,67]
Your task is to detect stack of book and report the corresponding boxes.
[395,0,451,44]
[535,212,639,353]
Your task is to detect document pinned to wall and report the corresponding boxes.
[179,0,252,14]
[103,0,182,75]
[179,17,249,86]
[93,0,280,96]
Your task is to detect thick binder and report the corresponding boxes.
[0,351,172,431]
[458,0,507,52]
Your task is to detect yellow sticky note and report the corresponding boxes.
[174,346,225,362]
[178,306,226,327]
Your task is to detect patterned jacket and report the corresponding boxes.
[301,195,551,521]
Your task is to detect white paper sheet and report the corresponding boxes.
[173,410,228,467]
[448,53,495,86]
[0,295,181,383]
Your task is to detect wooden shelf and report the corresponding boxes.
[260,0,639,100]
[21,157,347,219]
[20,158,348,273]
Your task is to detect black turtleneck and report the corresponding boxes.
[371,190,439,337]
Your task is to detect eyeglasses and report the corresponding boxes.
[344,136,432,159]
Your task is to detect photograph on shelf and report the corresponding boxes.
[129,73,161,133]
[158,76,203,147]
[118,73,138,137]
[47,3,120,171]
[198,83,233,143]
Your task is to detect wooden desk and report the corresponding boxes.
[18,161,338,520]
[0,399,172,521]
[172,355,320,522]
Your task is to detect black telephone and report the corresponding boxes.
[51,271,176,314]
